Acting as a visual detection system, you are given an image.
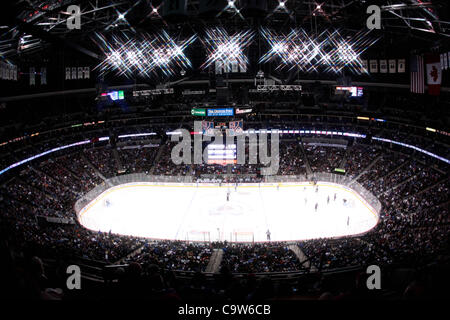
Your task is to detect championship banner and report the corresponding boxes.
[1,63,9,80]
[65,67,71,80]
[13,65,17,81]
[388,59,396,73]
[1,63,5,79]
[84,67,90,79]
[425,54,442,96]
[379,60,387,73]
[442,53,448,70]
[227,120,243,136]
[77,67,84,79]
[398,59,406,73]
[440,53,446,70]
[1,63,17,81]
[369,60,378,73]
[202,120,215,136]
[40,67,47,85]
[29,67,35,86]
[71,67,77,79]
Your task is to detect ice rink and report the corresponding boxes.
[78,182,379,242]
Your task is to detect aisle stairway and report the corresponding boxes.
[205,249,224,273]
[112,148,123,173]
[287,244,318,272]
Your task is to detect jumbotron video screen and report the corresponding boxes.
[0,0,449,315]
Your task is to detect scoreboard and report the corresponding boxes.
[207,144,237,165]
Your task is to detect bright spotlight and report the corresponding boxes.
[93,31,197,78]
[259,27,379,74]
[201,27,254,71]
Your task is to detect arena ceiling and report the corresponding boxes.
[1,0,449,61]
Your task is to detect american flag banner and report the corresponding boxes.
[410,55,424,94]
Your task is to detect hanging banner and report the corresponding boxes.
[29,67,35,86]
[398,59,406,73]
[77,67,83,79]
[388,59,396,73]
[369,60,378,73]
[84,67,90,79]
[71,67,77,79]
[41,67,47,85]
[65,67,71,80]
[13,65,18,81]
[9,64,15,80]
[379,59,387,73]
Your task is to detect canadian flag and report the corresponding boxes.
[425,54,442,96]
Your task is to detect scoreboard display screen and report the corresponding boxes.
[207,144,237,165]
[335,86,363,97]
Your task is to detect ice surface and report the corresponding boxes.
[78,182,379,242]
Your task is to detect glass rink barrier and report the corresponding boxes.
[74,173,381,243]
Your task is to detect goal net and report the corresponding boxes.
[186,230,211,243]
[231,231,255,243]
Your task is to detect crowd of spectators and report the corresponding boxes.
[0,130,448,301]
[126,241,212,272]
[221,243,304,273]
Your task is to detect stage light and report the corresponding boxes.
[201,27,254,71]
[153,8,158,13]
[228,1,235,7]
[118,13,125,20]
[279,2,286,8]
[260,27,378,74]
[93,31,196,78]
